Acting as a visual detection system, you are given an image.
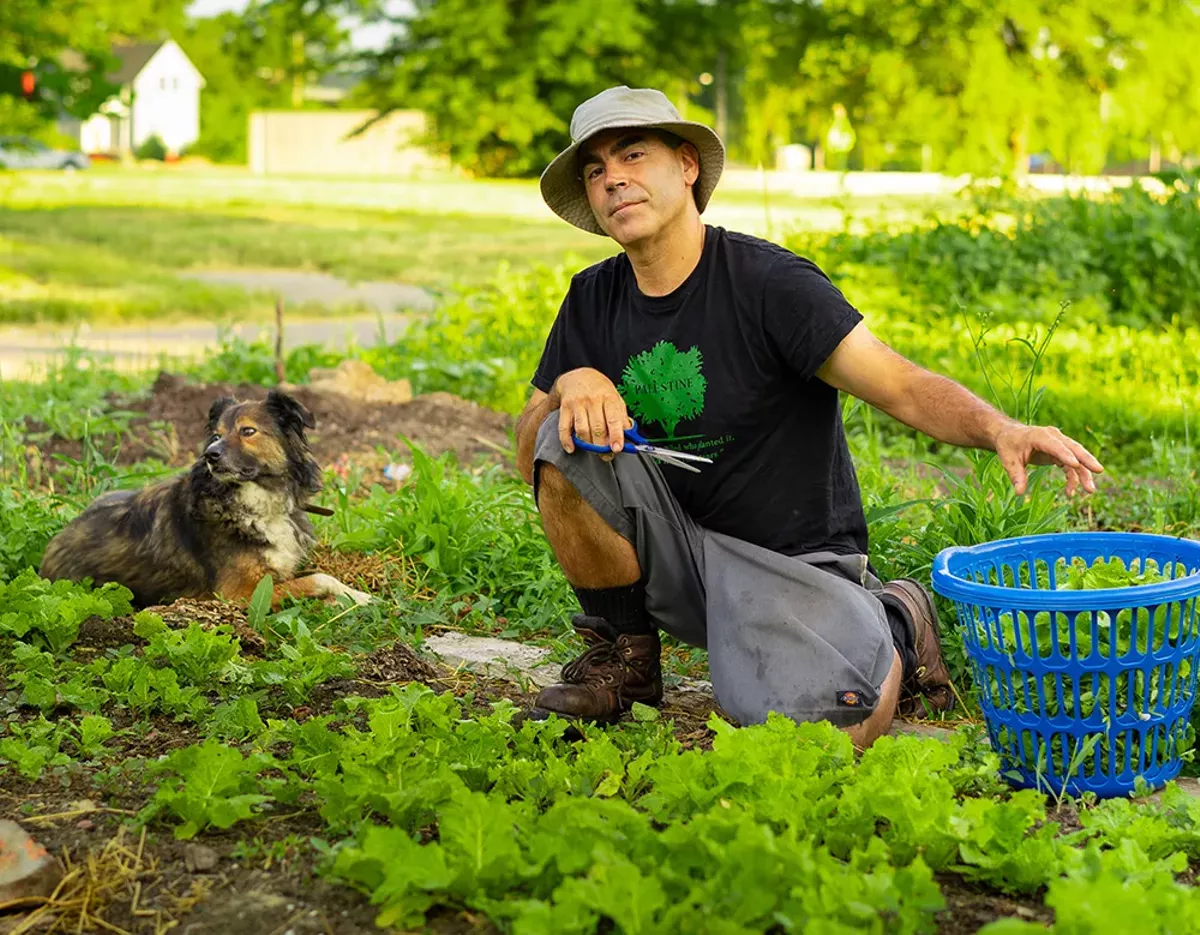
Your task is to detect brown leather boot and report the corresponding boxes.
[879,578,955,718]
[533,616,663,723]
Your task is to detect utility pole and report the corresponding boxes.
[715,45,728,143]
[291,30,305,108]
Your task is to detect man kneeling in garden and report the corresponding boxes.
[515,86,1104,748]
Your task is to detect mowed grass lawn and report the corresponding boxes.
[0,165,955,326]
[0,168,614,326]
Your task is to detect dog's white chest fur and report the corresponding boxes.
[234,483,308,576]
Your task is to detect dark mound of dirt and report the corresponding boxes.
[935,873,1052,933]
[357,639,441,683]
[74,615,140,652]
[30,372,514,480]
[141,597,269,654]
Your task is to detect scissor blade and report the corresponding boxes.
[648,453,702,473]
[634,444,713,464]
[631,446,706,472]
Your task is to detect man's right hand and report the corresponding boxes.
[554,368,631,455]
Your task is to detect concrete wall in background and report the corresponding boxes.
[248,110,448,177]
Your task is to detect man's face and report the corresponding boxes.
[579,129,700,246]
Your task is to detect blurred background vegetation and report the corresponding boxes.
[4,0,1200,177]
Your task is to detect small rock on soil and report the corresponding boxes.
[0,820,63,907]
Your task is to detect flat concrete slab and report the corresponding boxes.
[423,632,562,688]
[891,720,960,742]
[422,631,716,697]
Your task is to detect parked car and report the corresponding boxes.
[0,136,90,170]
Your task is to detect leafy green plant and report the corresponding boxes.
[0,570,134,653]
[119,674,1200,932]
[792,174,1200,328]
[249,634,355,706]
[75,714,115,759]
[246,576,274,631]
[328,440,574,636]
[140,618,242,688]
[1042,840,1200,933]
[207,696,268,742]
[9,642,110,713]
[97,656,207,719]
[0,716,72,780]
[0,487,78,580]
[141,739,278,839]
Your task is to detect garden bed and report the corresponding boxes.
[26,371,514,484]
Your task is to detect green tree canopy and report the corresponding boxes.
[358,0,674,177]
[354,0,1200,178]
[1,0,188,119]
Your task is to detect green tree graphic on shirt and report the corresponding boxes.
[617,341,706,439]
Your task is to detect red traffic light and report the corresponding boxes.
[21,70,35,98]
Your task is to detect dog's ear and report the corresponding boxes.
[265,389,316,435]
[206,396,236,433]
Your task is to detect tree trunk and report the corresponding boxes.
[1009,116,1029,177]
[1149,137,1162,173]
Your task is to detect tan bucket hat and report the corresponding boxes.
[539,85,726,236]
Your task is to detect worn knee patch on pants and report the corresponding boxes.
[702,532,895,729]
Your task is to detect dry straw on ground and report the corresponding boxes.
[0,827,207,935]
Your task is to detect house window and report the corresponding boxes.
[160,77,166,90]
[172,77,179,91]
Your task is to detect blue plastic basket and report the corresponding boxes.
[931,531,1200,798]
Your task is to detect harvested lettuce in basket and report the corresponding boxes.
[979,557,1199,781]
[990,557,1188,661]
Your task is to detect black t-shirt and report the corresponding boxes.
[532,225,869,558]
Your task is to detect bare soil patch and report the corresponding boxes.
[28,372,514,486]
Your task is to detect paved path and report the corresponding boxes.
[178,269,435,316]
[0,269,434,380]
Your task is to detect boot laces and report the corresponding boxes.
[562,639,623,684]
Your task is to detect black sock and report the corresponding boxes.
[883,602,918,685]
[573,580,652,635]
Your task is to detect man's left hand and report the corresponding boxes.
[993,424,1104,497]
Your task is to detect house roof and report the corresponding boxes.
[108,42,165,85]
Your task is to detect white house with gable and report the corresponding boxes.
[61,39,206,157]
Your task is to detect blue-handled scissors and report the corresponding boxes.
[572,421,713,473]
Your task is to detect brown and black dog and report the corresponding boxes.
[40,389,371,609]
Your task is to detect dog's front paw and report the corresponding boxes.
[309,573,374,607]
[341,586,373,606]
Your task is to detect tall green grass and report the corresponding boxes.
[790,171,1200,328]
[203,253,1200,476]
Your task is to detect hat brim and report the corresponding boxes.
[539,120,726,236]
